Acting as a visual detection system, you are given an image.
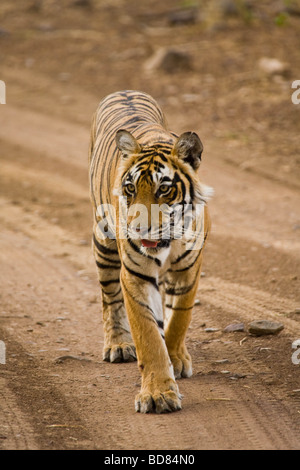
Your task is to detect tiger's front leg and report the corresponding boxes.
[120,265,182,413]
[93,232,136,363]
[164,259,203,379]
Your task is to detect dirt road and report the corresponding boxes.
[0,0,300,450]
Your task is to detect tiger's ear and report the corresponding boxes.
[172,132,203,170]
[116,129,141,158]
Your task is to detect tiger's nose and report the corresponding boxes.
[134,226,149,237]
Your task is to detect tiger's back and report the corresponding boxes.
[89,90,211,414]
[89,90,174,210]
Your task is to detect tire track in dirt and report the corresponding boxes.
[207,381,299,450]
[0,227,99,449]
[198,276,299,334]
[1,218,299,449]
[0,377,38,450]
[0,335,95,450]
[217,337,300,450]
[0,105,89,169]
[1,160,87,200]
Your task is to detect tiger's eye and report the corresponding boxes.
[125,183,135,195]
[160,184,170,193]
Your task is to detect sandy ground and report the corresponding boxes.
[0,0,300,450]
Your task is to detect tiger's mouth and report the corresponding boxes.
[140,239,171,249]
[141,239,158,248]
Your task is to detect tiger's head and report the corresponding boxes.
[114,129,212,252]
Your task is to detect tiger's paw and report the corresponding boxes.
[169,349,193,379]
[135,389,182,414]
[103,343,136,363]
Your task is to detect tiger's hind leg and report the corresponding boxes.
[93,233,136,363]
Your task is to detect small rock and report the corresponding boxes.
[28,0,42,12]
[285,5,300,17]
[219,0,239,16]
[72,0,92,8]
[229,373,247,380]
[0,27,10,37]
[144,47,192,74]
[54,355,91,364]
[248,320,284,336]
[36,22,54,32]
[224,322,245,333]
[205,327,219,333]
[258,57,289,77]
[168,8,199,26]
[58,72,71,82]
[194,299,201,306]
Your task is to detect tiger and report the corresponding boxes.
[89,90,212,413]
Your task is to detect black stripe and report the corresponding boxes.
[179,179,186,202]
[99,279,120,287]
[127,237,143,255]
[121,280,164,335]
[170,248,191,265]
[181,169,194,201]
[93,234,119,256]
[165,263,201,296]
[126,250,140,267]
[154,152,168,162]
[108,287,122,298]
[120,280,157,318]
[127,238,161,267]
[96,260,120,270]
[160,176,172,183]
[123,262,159,290]
[171,229,209,265]
[102,299,123,306]
[96,253,121,266]
[169,249,202,273]
[165,284,194,296]
[165,304,194,311]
